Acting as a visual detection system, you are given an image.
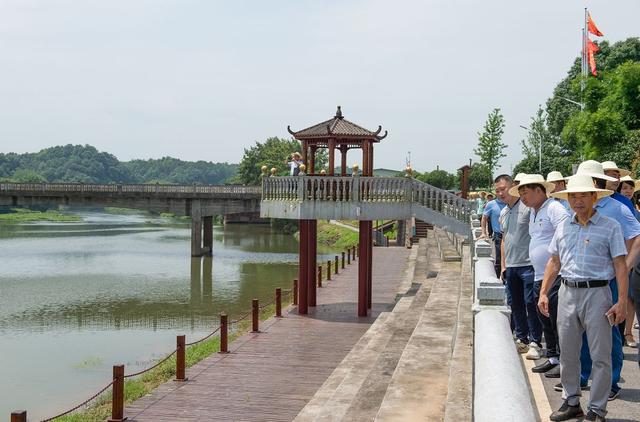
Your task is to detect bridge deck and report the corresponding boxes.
[124,247,409,421]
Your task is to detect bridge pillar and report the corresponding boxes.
[367,220,373,309]
[191,200,203,257]
[307,220,317,307]
[203,216,213,256]
[298,220,309,314]
[358,221,371,317]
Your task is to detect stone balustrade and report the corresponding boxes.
[261,176,472,235]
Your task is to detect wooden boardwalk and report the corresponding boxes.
[125,247,410,421]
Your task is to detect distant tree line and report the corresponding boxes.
[0,144,238,185]
[514,37,640,176]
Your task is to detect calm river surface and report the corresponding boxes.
[0,210,310,420]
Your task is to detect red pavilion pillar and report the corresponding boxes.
[298,220,309,314]
[308,220,317,307]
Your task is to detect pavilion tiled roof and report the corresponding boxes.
[288,106,387,141]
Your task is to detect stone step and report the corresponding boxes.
[374,258,463,421]
[434,227,462,262]
[294,239,432,422]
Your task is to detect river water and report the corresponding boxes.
[0,210,308,420]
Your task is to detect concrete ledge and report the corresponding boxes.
[474,311,537,422]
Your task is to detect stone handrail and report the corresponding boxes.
[0,182,262,195]
[261,176,472,227]
[470,213,537,421]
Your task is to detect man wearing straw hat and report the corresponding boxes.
[602,161,636,216]
[538,174,628,421]
[547,171,570,210]
[500,173,543,356]
[573,160,640,401]
[513,174,569,376]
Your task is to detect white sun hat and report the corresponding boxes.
[514,173,527,183]
[550,174,613,201]
[601,161,631,177]
[546,171,566,183]
[573,160,617,181]
[509,174,556,197]
[619,175,640,192]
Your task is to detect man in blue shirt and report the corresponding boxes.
[602,161,636,216]
[574,161,640,401]
[481,175,510,276]
[539,174,628,421]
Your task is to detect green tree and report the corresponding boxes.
[514,107,572,176]
[10,169,46,182]
[468,163,492,190]
[474,108,507,183]
[237,137,330,185]
[415,169,456,189]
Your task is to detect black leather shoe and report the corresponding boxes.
[532,359,558,373]
[585,410,606,421]
[550,401,584,421]
[544,365,561,378]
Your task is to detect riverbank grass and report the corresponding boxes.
[316,220,359,250]
[0,208,81,223]
[55,296,292,422]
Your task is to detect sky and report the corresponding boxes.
[0,0,638,174]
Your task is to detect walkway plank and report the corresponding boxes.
[125,247,409,422]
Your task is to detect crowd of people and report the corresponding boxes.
[474,160,640,421]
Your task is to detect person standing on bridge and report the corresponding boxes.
[287,152,303,176]
[499,174,543,357]
[538,174,628,421]
[514,174,569,377]
[481,180,508,277]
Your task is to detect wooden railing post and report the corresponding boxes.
[219,313,229,353]
[327,260,332,280]
[335,256,339,274]
[352,246,356,261]
[252,299,260,332]
[293,279,298,305]
[341,252,345,269]
[347,249,351,265]
[108,365,126,422]
[175,335,187,382]
[10,411,26,422]
[275,288,282,317]
[317,265,322,287]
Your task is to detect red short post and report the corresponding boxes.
[352,246,356,261]
[317,265,322,287]
[327,260,332,280]
[341,252,345,269]
[252,299,259,332]
[219,313,229,353]
[293,279,298,305]
[275,288,282,317]
[335,255,339,273]
[108,365,126,422]
[356,244,359,258]
[347,249,351,265]
[175,335,187,381]
[10,411,26,422]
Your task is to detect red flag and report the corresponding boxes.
[587,39,600,75]
[588,12,604,37]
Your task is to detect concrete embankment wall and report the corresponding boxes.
[470,214,537,422]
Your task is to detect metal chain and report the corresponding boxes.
[40,380,115,422]
[124,349,177,379]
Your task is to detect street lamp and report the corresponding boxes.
[559,96,585,110]
[519,125,541,173]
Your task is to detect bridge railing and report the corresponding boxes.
[0,182,261,195]
[262,176,472,226]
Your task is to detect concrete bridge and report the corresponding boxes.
[0,182,261,256]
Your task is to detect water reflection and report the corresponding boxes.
[0,210,303,419]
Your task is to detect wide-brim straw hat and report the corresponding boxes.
[601,161,631,177]
[619,175,640,192]
[573,160,617,181]
[513,173,527,183]
[550,174,613,200]
[546,171,566,183]
[509,174,556,197]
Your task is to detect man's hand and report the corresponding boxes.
[500,268,506,283]
[606,301,627,325]
[538,294,550,317]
